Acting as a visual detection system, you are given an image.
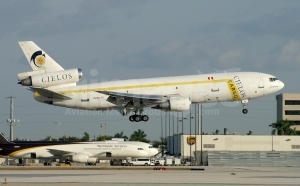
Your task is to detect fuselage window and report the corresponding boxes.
[137,148,144,150]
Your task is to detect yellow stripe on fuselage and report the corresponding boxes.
[55,79,230,94]
[34,78,241,101]
[8,147,41,157]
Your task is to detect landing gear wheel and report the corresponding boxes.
[141,115,149,122]
[129,115,135,122]
[241,100,249,115]
[242,109,248,114]
[134,115,141,122]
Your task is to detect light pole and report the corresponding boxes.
[272,131,273,151]
[100,124,103,141]
[79,127,82,139]
[161,111,164,157]
[172,112,175,156]
[55,122,61,140]
[6,96,18,141]
[199,104,203,166]
[269,124,276,151]
[104,123,106,140]
[194,104,197,166]
[99,123,101,140]
[169,111,171,155]
[190,109,194,166]
[176,112,179,157]
[165,112,167,156]
[180,112,187,160]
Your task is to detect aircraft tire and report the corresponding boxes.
[242,109,248,114]
[129,115,135,122]
[141,115,149,122]
[134,115,141,122]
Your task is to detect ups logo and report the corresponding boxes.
[187,136,196,145]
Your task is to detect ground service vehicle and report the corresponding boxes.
[128,158,153,166]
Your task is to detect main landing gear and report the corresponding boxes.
[129,115,149,122]
[241,99,248,114]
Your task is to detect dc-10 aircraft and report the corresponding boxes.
[17,41,284,122]
[0,133,158,165]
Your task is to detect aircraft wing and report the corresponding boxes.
[46,149,73,156]
[31,88,72,100]
[95,91,166,101]
[94,152,107,156]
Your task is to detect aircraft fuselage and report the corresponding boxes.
[34,72,284,110]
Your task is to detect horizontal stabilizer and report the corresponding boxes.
[32,88,72,100]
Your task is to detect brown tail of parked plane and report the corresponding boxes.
[0,133,11,144]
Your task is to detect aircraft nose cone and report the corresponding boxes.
[150,148,159,156]
[279,81,284,89]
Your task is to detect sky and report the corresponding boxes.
[0,0,299,141]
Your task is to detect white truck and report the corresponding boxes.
[128,158,154,166]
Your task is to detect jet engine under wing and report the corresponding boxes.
[95,91,166,101]
[31,88,72,100]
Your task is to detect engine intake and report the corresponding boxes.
[18,68,82,88]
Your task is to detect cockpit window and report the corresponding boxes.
[138,148,144,150]
[149,146,153,149]
[269,77,278,82]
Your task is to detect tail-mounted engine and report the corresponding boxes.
[18,68,82,88]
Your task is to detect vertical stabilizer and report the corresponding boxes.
[0,133,10,144]
[18,41,64,72]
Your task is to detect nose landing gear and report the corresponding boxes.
[242,108,248,114]
[241,99,248,114]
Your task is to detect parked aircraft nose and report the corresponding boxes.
[149,148,159,156]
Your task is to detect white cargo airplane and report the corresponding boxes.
[17,41,284,122]
[0,133,158,164]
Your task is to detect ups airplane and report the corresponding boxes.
[17,41,284,122]
[0,133,158,164]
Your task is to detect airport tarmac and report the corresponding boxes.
[0,166,300,185]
